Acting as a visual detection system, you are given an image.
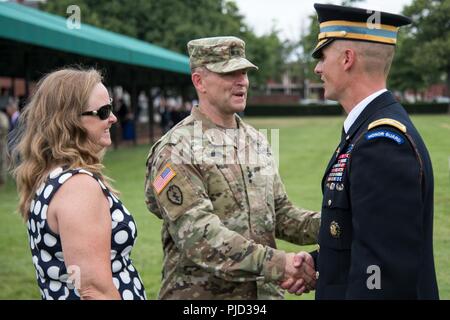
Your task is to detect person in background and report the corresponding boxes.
[0,105,9,187]
[6,98,20,131]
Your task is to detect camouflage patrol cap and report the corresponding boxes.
[187,36,258,73]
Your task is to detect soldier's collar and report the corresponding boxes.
[345,91,397,140]
[190,105,241,147]
[191,105,242,131]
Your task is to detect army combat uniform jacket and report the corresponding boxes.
[145,106,320,299]
[316,91,439,299]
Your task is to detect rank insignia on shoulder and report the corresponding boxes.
[167,185,183,205]
[153,164,177,194]
[365,130,405,144]
[368,118,407,133]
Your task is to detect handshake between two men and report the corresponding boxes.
[280,252,316,296]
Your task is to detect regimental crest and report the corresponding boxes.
[167,185,183,205]
[330,221,341,238]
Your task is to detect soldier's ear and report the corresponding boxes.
[342,48,356,72]
[191,72,207,94]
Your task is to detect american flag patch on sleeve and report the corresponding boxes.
[153,164,177,194]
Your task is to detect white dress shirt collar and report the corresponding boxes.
[343,88,387,133]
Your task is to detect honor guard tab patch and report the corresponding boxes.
[365,130,405,145]
[153,164,177,194]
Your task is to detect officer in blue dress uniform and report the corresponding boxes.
[310,3,439,299]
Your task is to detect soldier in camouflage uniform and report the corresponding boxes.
[145,36,321,300]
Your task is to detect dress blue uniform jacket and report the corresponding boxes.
[314,91,439,299]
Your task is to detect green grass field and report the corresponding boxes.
[1,115,449,300]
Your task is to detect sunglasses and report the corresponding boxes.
[81,98,113,120]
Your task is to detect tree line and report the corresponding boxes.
[41,0,449,97]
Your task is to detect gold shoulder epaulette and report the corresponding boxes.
[368,118,407,133]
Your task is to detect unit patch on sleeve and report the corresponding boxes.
[167,185,183,205]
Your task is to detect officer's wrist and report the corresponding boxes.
[262,248,286,283]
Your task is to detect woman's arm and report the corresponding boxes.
[49,173,121,300]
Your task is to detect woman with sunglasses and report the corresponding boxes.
[10,68,146,300]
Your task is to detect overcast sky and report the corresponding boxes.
[233,0,413,41]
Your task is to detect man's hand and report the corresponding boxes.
[280,251,316,295]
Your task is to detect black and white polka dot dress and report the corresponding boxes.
[27,167,146,300]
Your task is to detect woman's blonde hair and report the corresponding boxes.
[11,67,117,220]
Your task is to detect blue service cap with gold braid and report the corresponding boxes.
[312,3,412,59]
